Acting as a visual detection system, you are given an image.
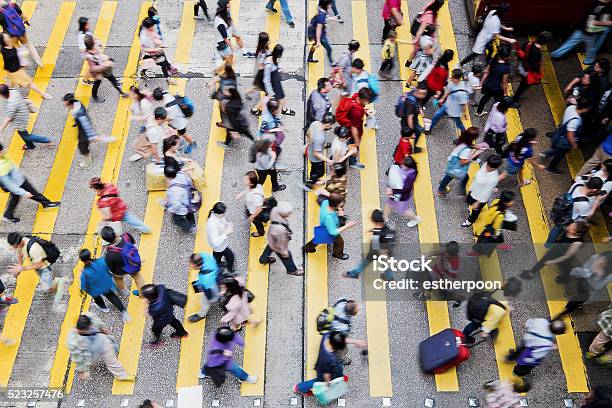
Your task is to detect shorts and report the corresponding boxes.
[214,46,233,68]
[505,159,522,176]
[6,69,32,87]
[176,127,186,136]
[36,267,54,292]
[466,193,477,206]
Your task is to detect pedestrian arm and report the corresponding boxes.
[313,150,331,163]
[0,117,12,134]
[98,206,113,221]
[495,33,515,44]
[263,63,275,97]
[564,78,580,96]
[547,242,582,264]
[566,130,578,149]
[502,73,510,96]
[0,174,27,196]
[481,303,507,333]
[410,22,427,44]
[249,205,263,221]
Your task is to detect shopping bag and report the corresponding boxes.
[183,159,207,191]
[312,376,348,406]
[146,162,167,191]
[313,226,335,245]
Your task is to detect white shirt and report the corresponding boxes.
[162,93,188,131]
[576,169,612,194]
[145,119,166,159]
[206,214,230,252]
[131,98,154,123]
[450,143,473,160]
[562,105,582,132]
[569,183,596,220]
[469,164,500,202]
[472,10,501,54]
[77,30,94,55]
[245,185,264,214]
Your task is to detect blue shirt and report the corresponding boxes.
[320,199,340,236]
[602,133,612,155]
[196,252,219,300]
[80,258,115,298]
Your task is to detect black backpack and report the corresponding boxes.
[26,236,61,264]
[259,196,278,223]
[316,299,351,334]
[466,291,506,324]
[550,184,588,226]
[167,288,187,308]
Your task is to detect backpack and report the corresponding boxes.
[259,196,278,223]
[395,91,417,118]
[1,4,26,37]
[106,234,141,274]
[26,236,61,264]
[335,96,355,127]
[598,88,612,114]
[550,184,588,226]
[551,116,581,150]
[167,288,187,308]
[167,95,194,118]
[466,291,506,324]
[357,74,380,102]
[316,299,351,334]
[445,145,471,179]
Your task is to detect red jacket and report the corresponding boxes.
[96,183,127,222]
[426,66,449,93]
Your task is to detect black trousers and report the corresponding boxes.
[477,88,504,114]
[460,51,480,66]
[92,74,123,98]
[382,19,395,41]
[142,54,171,78]
[513,76,530,100]
[4,179,51,219]
[151,316,187,341]
[379,58,394,74]
[527,244,575,276]
[259,245,298,273]
[213,247,235,272]
[256,168,281,191]
[307,161,325,186]
[303,234,344,257]
[246,209,266,236]
[193,0,210,18]
[93,291,125,312]
[172,212,196,232]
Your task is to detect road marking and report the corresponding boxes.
[241,3,280,396]
[49,1,148,393]
[503,86,589,392]
[304,0,329,382]
[175,0,241,390]
[0,1,75,389]
[111,1,188,395]
[351,1,393,397]
[436,3,517,383]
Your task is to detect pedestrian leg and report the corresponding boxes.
[476,91,493,114]
[169,316,188,337]
[92,80,102,99]
[122,212,151,233]
[104,291,126,312]
[279,251,298,273]
[252,218,265,236]
[296,378,320,394]
[467,202,483,223]
[3,193,21,220]
[462,321,481,342]
[429,104,448,131]
[321,36,333,64]
[17,130,50,148]
[452,116,466,132]
[227,361,250,381]
[589,332,612,356]
[102,346,129,379]
[460,52,480,66]
[437,174,454,193]
[269,169,281,191]
[151,321,166,341]
[513,76,529,100]
[550,30,584,59]
[256,169,269,186]
[259,245,274,264]
[93,295,108,310]
[546,148,569,171]
[20,179,51,207]
[302,239,317,253]
[577,146,611,176]
[278,0,293,24]
[131,272,146,292]
[106,74,125,96]
[222,247,235,272]
[332,235,345,258]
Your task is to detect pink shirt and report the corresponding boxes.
[382,0,401,20]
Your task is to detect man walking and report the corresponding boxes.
[0,84,52,149]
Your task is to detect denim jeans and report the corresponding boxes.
[321,36,333,64]
[550,29,601,65]
[430,105,466,132]
[17,130,50,149]
[296,376,322,394]
[544,224,564,248]
[267,0,293,23]
[542,147,570,171]
[413,122,425,146]
[172,212,196,232]
[228,361,249,381]
[330,0,339,16]
[438,173,468,195]
[123,212,151,233]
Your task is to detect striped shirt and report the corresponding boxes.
[5,90,30,131]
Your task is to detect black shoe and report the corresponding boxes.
[265,5,278,14]
[42,201,61,208]
[170,331,189,339]
[332,253,349,260]
[307,57,319,63]
[259,256,276,265]
[188,314,205,323]
[272,184,286,192]
[288,21,295,28]
[413,146,423,153]
[2,216,19,223]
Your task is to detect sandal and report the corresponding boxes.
[281,108,296,116]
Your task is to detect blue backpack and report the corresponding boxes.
[1,4,25,37]
[356,73,380,102]
[445,145,471,180]
[167,95,194,118]
[107,234,141,274]
[395,91,417,117]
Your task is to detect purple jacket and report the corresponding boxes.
[206,333,244,369]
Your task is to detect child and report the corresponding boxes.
[466,63,483,106]
[379,29,408,79]
[427,69,469,134]
[393,128,414,165]
[406,26,435,86]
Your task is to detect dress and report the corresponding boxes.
[409,35,434,74]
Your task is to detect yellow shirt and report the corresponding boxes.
[481,291,508,333]
[476,199,505,237]
[20,238,50,269]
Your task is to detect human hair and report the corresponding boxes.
[424,0,445,15]
[222,278,244,298]
[163,135,180,155]
[140,284,158,301]
[63,93,76,105]
[471,63,483,75]
[319,0,331,9]
[190,253,203,268]
[245,170,258,188]
[402,156,418,176]
[226,86,241,102]
[597,57,610,73]
[0,142,4,151]
[494,2,510,17]
[267,98,280,114]
[89,177,105,190]
[401,127,415,138]
[603,159,612,176]
[7,232,23,246]
[154,107,167,120]
[328,193,344,208]
[255,32,269,56]
[223,63,237,80]
[345,300,358,316]
[549,319,566,335]
[576,97,591,111]
[334,126,350,138]
[586,177,603,190]
[164,160,179,179]
[572,221,590,236]
[445,241,459,256]
[487,154,503,169]
[208,202,226,218]
[506,128,537,157]
[215,326,235,343]
[271,44,283,64]
[317,77,330,91]
[423,25,436,37]
[141,17,155,29]
[0,84,9,98]
[371,209,384,223]
[78,17,89,33]
[352,58,364,70]
[76,314,92,331]
[358,87,372,102]
[130,85,146,101]
[152,87,165,101]
[255,138,272,154]
[215,4,232,26]
[451,69,462,79]
[100,225,117,244]
[536,31,553,45]
[321,112,335,125]
[436,49,454,69]
[458,127,479,146]
[84,34,95,51]
[416,82,429,92]
[496,46,511,60]
[387,29,397,39]
[147,6,158,18]
[79,248,93,264]
[348,40,360,52]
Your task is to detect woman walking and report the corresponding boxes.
[254,138,285,192]
[405,0,444,66]
[218,86,253,148]
[139,17,177,84]
[501,128,544,186]
[384,156,422,228]
[206,202,236,272]
[219,277,259,331]
[84,35,127,103]
[263,44,295,116]
[476,47,511,116]
[437,127,484,197]
[0,33,50,99]
[236,171,267,238]
[245,32,270,112]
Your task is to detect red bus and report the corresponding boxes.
[467,0,593,26]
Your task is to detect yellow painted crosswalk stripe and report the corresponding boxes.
[397,1,458,391]
[176,0,241,390]
[0,1,36,71]
[304,0,329,381]
[0,1,73,217]
[351,1,392,397]
[436,3,517,383]
[241,4,280,396]
[504,87,589,392]
[0,2,75,389]
[537,44,611,300]
[49,2,148,393]
[112,2,192,395]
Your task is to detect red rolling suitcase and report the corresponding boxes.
[419,328,471,373]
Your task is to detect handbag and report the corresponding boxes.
[445,146,470,179]
[313,225,336,244]
[167,288,187,308]
[551,117,579,150]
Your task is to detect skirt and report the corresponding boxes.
[6,68,32,87]
[408,52,433,75]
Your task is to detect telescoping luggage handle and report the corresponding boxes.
[460,329,489,348]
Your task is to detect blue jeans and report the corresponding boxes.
[438,173,468,195]
[412,122,425,146]
[430,105,465,132]
[18,130,50,149]
[348,254,393,280]
[123,212,151,233]
[550,29,604,65]
[330,0,339,16]
[267,0,293,23]
[321,36,333,64]
[228,361,249,381]
[545,224,564,248]
[296,376,322,394]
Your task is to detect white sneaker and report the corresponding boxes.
[129,154,143,162]
[243,375,258,384]
[52,277,66,309]
[91,302,110,313]
[407,216,422,228]
[198,370,209,379]
[121,311,132,323]
[96,136,117,143]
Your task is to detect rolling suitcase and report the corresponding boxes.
[419,328,470,373]
[146,162,167,191]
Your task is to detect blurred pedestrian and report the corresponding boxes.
[141,283,189,346]
[259,201,304,275]
[199,327,257,385]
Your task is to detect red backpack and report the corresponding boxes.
[97,184,128,222]
[335,96,356,127]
